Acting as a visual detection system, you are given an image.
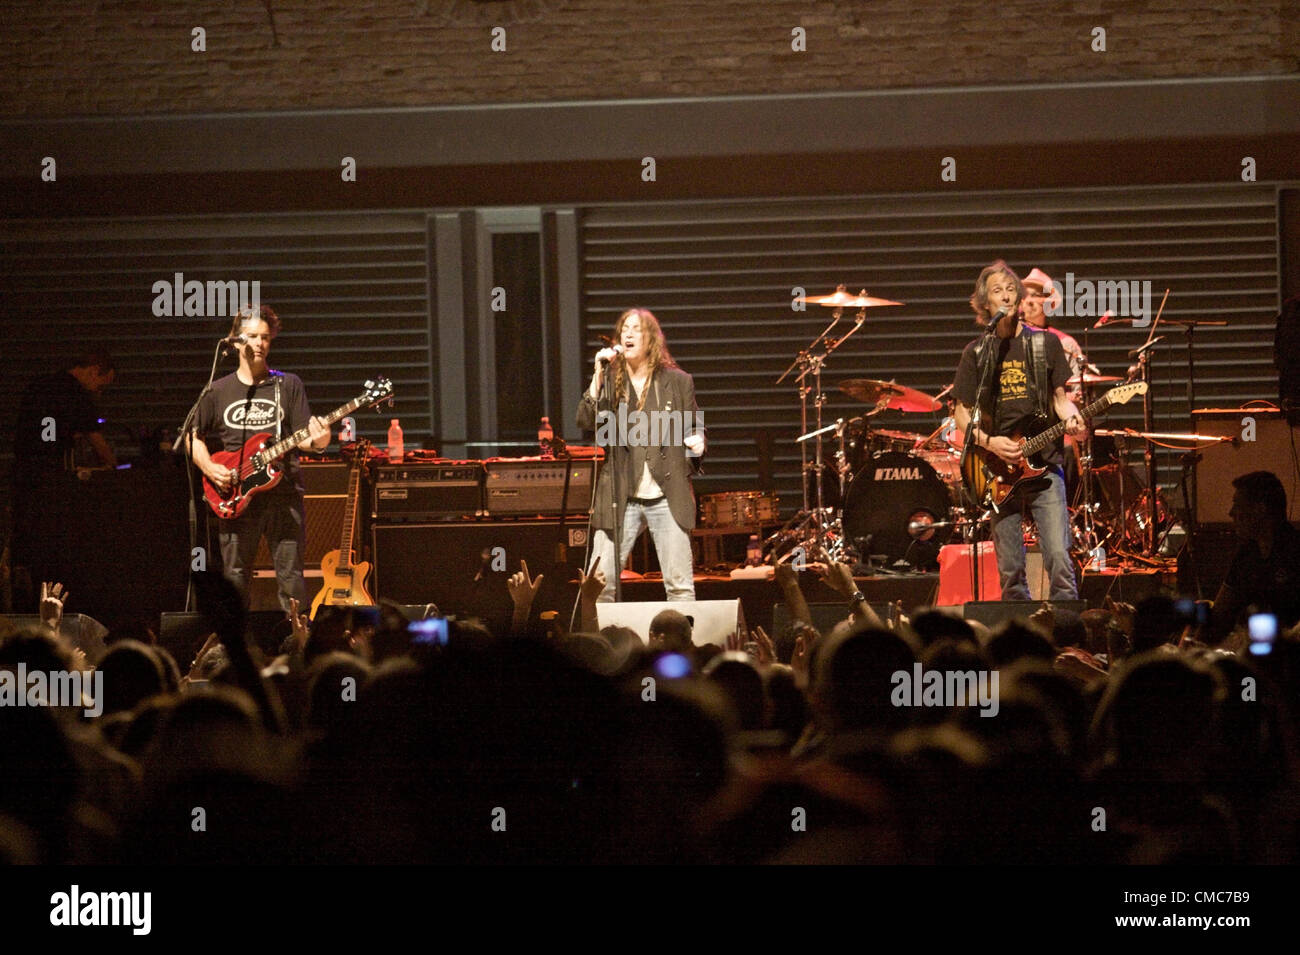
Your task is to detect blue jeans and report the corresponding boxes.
[990,467,1077,601]
[218,491,307,613]
[589,497,695,603]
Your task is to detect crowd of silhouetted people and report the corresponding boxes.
[3,547,1298,865]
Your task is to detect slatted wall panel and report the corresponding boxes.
[579,185,1280,513]
[0,213,431,480]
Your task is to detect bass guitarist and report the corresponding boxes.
[189,306,331,612]
[952,261,1086,601]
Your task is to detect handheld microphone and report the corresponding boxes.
[597,344,624,364]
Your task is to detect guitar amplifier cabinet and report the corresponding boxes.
[372,462,484,522]
[484,458,596,517]
[1191,409,1300,525]
[254,459,352,569]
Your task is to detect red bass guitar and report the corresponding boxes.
[202,377,393,519]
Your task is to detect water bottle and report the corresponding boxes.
[339,416,356,443]
[746,534,762,567]
[538,415,554,456]
[387,418,404,463]
[1091,543,1106,572]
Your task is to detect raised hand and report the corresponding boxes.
[577,556,606,603]
[751,626,776,666]
[508,559,544,607]
[39,581,67,632]
[288,597,310,652]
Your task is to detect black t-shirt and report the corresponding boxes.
[954,325,1071,467]
[13,371,103,474]
[1221,521,1300,630]
[193,370,312,494]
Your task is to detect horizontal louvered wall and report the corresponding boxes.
[579,185,1282,514]
[0,213,432,479]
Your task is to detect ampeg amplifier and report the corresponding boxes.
[484,458,596,517]
[372,462,484,522]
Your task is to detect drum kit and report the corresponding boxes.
[768,285,969,571]
[764,283,1233,575]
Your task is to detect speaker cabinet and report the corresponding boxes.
[596,599,746,647]
[1192,409,1300,524]
[771,601,896,637]
[253,461,355,569]
[159,609,289,665]
[371,521,590,630]
[1,613,108,665]
[962,599,1086,628]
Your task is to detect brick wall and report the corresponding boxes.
[1,0,1296,117]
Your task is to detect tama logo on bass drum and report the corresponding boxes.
[874,466,923,481]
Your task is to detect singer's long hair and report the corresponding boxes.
[969,260,1025,327]
[611,307,677,411]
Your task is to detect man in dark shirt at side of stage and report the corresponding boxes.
[14,353,118,474]
[1212,470,1300,636]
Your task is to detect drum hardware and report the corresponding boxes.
[775,285,905,565]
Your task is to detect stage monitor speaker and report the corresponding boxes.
[371,520,589,631]
[159,609,289,665]
[771,601,897,637]
[1,613,108,664]
[962,599,1087,629]
[1192,409,1299,524]
[596,599,746,647]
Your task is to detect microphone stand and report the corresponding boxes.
[602,357,624,602]
[172,339,237,612]
[961,316,1003,600]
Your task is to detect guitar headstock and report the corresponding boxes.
[343,436,373,464]
[1105,381,1149,406]
[360,377,394,409]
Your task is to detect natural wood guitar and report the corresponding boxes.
[961,381,1148,512]
[201,377,392,520]
[311,438,375,619]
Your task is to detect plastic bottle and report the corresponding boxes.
[339,416,356,443]
[387,419,404,463]
[746,534,762,567]
[538,416,554,456]
[1091,543,1106,572]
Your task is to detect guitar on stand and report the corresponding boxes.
[201,377,393,519]
[311,438,375,619]
[961,382,1148,512]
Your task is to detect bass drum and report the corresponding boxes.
[842,451,953,566]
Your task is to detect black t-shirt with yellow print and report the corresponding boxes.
[954,325,1071,468]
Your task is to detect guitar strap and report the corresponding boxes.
[1025,330,1052,420]
[273,373,282,442]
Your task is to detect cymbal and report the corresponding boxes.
[838,378,941,412]
[796,286,903,308]
[1066,372,1123,386]
[871,428,929,444]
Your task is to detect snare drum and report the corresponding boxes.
[699,491,780,528]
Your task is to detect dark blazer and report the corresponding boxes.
[576,364,705,533]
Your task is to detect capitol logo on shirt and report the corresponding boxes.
[223,399,282,431]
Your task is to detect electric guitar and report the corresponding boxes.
[311,438,375,619]
[202,377,393,520]
[961,381,1148,512]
